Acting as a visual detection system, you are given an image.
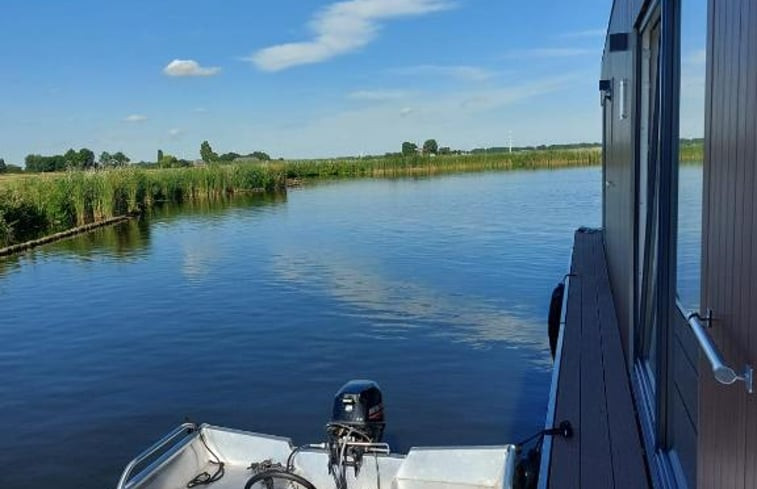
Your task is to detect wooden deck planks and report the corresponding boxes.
[547,249,582,488]
[578,235,614,489]
[547,229,650,489]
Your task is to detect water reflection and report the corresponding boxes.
[50,218,152,260]
[143,191,288,223]
[272,252,550,359]
[1,169,604,489]
[0,192,289,270]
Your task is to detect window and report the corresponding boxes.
[677,0,707,311]
[638,16,662,394]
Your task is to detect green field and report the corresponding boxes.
[0,149,601,248]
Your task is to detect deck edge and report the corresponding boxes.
[536,243,575,489]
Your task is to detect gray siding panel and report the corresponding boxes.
[745,1,757,488]
[699,0,757,488]
[602,0,646,367]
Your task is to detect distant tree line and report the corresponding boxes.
[200,141,271,164]
[3,138,607,175]
[14,141,273,173]
[0,158,23,174]
[98,151,130,168]
[399,139,442,156]
[470,142,601,154]
[20,148,134,173]
[391,140,603,158]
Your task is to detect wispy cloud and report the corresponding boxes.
[123,114,148,123]
[163,59,221,77]
[390,64,494,81]
[684,49,706,65]
[455,73,582,112]
[560,28,606,39]
[249,0,454,72]
[347,89,410,101]
[503,48,595,59]
[168,128,185,139]
[399,107,414,117]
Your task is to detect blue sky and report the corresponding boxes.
[0,0,611,163]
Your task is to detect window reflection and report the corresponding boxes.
[677,1,706,311]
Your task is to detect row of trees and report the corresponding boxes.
[0,158,22,173]
[9,140,273,173]
[22,149,131,173]
[200,141,271,164]
[401,139,451,156]
[398,140,604,158]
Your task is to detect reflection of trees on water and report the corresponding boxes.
[144,191,287,223]
[51,218,152,260]
[0,192,288,271]
[0,254,21,278]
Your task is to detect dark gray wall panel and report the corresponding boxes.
[699,0,757,488]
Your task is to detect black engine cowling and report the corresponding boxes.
[330,380,385,442]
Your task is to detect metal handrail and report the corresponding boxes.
[116,422,198,489]
[679,302,753,394]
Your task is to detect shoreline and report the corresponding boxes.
[0,152,604,254]
[0,215,131,257]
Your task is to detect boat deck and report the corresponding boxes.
[543,229,650,489]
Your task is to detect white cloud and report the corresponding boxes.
[348,89,410,101]
[249,0,454,72]
[454,73,583,112]
[561,28,606,39]
[399,107,414,117]
[123,114,148,123]
[503,48,595,59]
[193,107,208,113]
[163,59,221,77]
[168,128,185,139]
[390,64,494,81]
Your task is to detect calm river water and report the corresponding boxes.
[0,166,701,488]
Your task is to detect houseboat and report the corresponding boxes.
[540,0,757,488]
[115,0,756,488]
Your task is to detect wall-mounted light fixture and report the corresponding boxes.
[599,79,612,106]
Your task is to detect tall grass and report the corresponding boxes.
[0,149,600,247]
[0,165,284,247]
[279,149,600,179]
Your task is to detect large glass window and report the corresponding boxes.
[638,17,662,393]
[677,1,707,310]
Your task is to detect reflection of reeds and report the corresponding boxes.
[0,150,600,247]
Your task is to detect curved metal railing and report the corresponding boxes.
[116,422,198,489]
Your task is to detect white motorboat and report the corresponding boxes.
[115,380,521,489]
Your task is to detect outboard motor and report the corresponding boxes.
[330,379,385,441]
[326,380,389,489]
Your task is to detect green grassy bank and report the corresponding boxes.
[0,149,600,248]
[0,165,283,247]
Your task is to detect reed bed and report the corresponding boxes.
[679,142,705,162]
[0,165,284,247]
[0,149,600,248]
[280,149,600,179]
